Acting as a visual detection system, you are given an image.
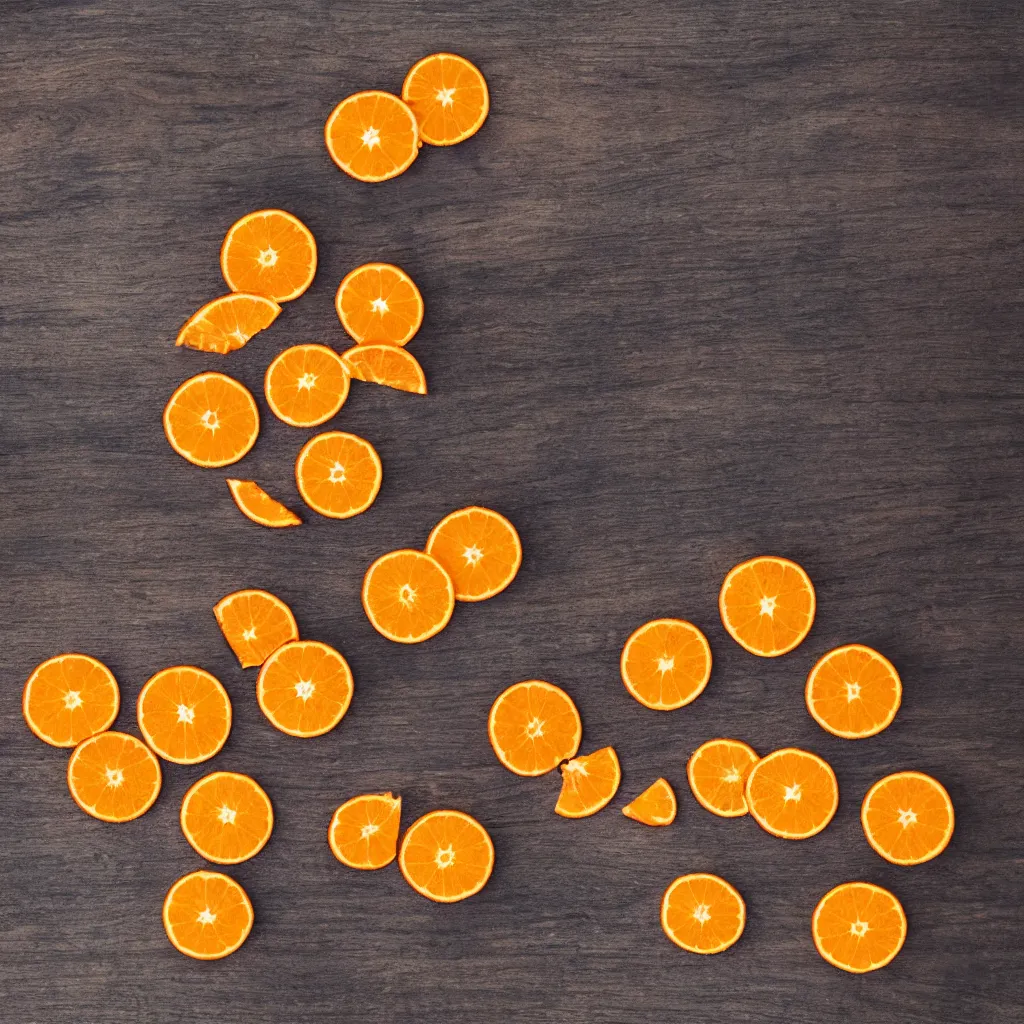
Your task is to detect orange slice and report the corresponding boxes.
[329,792,402,870]
[362,549,455,643]
[861,771,954,865]
[555,746,621,819]
[425,506,522,602]
[181,771,273,865]
[812,882,907,973]
[620,618,712,710]
[136,667,232,765]
[401,53,490,147]
[806,644,902,739]
[213,588,299,669]
[67,731,161,822]
[719,555,816,657]
[220,209,316,303]
[325,91,419,182]
[23,653,119,748]
[175,293,280,353]
[264,344,350,427]
[295,431,382,519]
[256,640,353,738]
[398,809,494,903]
[622,778,676,826]
[226,479,301,528]
[341,344,427,394]
[488,680,582,776]
[164,372,259,468]
[745,747,838,839]
[686,738,759,818]
[661,874,746,954]
[335,263,424,347]
[163,870,254,961]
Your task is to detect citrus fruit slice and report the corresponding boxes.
[329,792,402,870]
[425,506,522,602]
[180,771,274,865]
[555,746,621,819]
[335,263,424,347]
[264,344,350,427]
[226,479,302,528]
[661,874,746,954]
[686,738,759,818]
[719,555,816,657]
[67,731,161,822]
[163,371,259,468]
[812,882,907,973]
[745,747,838,839]
[341,344,427,394]
[163,870,254,960]
[487,680,582,776]
[362,549,455,643]
[220,209,316,303]
[398,809,494,903]
[213,588,299,669]
[805,644,902,739]
[136,667,232,765]
[861,771,954,865]
[295,431,382,519]
[23,653,120,748]
[256,640,353,738]
[401,53,490,147]
[620,618,712,711]
[175,293,281,354]
[622,778,676,826]
[325,91,419,182]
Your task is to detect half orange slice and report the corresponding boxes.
[555,747,621,818]
[175,293,280,353]
[622,778,676,826]
[226,479,301,528]
[341,344,427,394]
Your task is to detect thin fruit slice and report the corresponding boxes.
[175,293,280,353]
[745,747,838,839]
[23,653,119,748]
[806,644,902,739]
[164,372,259,468]
[341,344,427,394]
[425,506,522,602]
[213,588,299,669]
[181,771,273,865]
[488,680,582,777]
[136,667,231,765]
[401,53,489,147]
[220,209,316,303]
[661,874,746,954]
[256,640,353,738]
[686,738,759,818]
[264,344,350,427]
[622,778,677,826]
[398,809,494,903]
[861,771,954,865]
[295,431,382,519]
[812,882,907,973]
[555,746,621,819]
[335,263,424,347]
[226,479,301,528]
[163,870,254,961]
[719,555,816,657]
[620,618,712,711]
[329,792,402,870]
[325,91,419,182]
[362,549,455,643]
[67,731,161,822]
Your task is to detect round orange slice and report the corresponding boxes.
[622,778,676,826]
[256,640,354,738]
[220,209,317,303]
[226,479,301,528]
[264,344,350,427]
[67,731,161,822]
[487,680,582,776]
[163,870,254,961]
[23,653,120,748]
[812,882,907,973]
[401,53,490,147]
[164,372,259,468]
[806,644,902,739]
[295,431,382,519]
[175,293,281,353]
[398,809,494,903]
[213,588,299,669]
[325,91,419,182]
[861,771,954,865]
[329,792,402,870]
[686,738,760,818]
[719,555,816,657]
[661,874,746,954]
[136,666,232,765]
[620,618,712,710]
[181,771,273,865]
[362,549,455,643]
[555,746,621,819]
[425,506,522,602]
[745,747,839,839]
[341,344,427,394]
[335,263,424,347]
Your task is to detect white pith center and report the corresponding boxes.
[435,845,455,869]
[462,545,484,566]
[176,704,195,725]
[692,904,711,924]
[399,584,416,606]
[759,595,777,617]
[370,297,389,315]
[845,682,862,702]
[242,627,257,642]
[328,461,346,484]
[218,805,237,825]
[361,126,381,149]
[105,767,125,788]
[230,329,247,345]
[783,783,802,803]
[257,247,278,268]
[656,656,675,674]
[297,372,317,391]
[525,716,544,739]
[200,409,220,431]
[197,908,216,926]
[360,823,380,840]
[897,807,918,828]
[723,768,741,784]
[63,690,84,711]
[295,680,315,701]
[565,760,587,776]
[850,920,869,938]
[436,87,456,107]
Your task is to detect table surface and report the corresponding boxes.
[2,2,1022,1022]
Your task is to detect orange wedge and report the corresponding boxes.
[805,644,902,739]
[295,431,382,519]
[620,618,712,711]
[23,653,120,748]
[67,731,161,822]
[812,882,907,973]
[426,506,522,602]
[861,771,954,865]
[213,588,299,669]
[362,549,455,643]
[256,640,353,738]
[264,344,350,427]
[329,792,402,870]
[220,209,316,303]
[341,344,427,394]
[661,874,746,954]
[325,91,419,182]
[555,746,621,819]
[164,372,259,468]
[181,771,273,865]
[398,809,494,903]
[488,680,582,776]
[622,778,676,826]
[686,738,759,818]
[175,293,280,353]
[226,479,301,528]
[136,667,231,765]
[163,870,254,960]
[745,748,838,839]
[401,53,490,147]
[335,263,424,347]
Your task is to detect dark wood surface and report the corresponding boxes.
[2,2,1022,1021]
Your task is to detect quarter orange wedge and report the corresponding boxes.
[295,431,382,519]
[362,549,455,643]
[487,680,582,776]
[226,479,301,528]
[335,263,424,347]
[163,870,254,960]
[180,771,273,865]
[175,293,280,353]
[67,731,161,822]
[23,653,120,748]
[812,882,907,973]
[136,666,231,765]
[745,747,838,840]
[622,778,676,826]
[325,91,419,182]
[256,640,353,738]
[164,371,259,468]
[220,209,316,303]
[341,344,427,394]
[329,792,402,870]
[425,506,522,602]
[555,746,621,819]
[620,618,712,710]
[398,809,494,903]
[861,771,954,865]
[264,344,350,427]
[661,874,746,954]
[214,588,299,668]
[806,644,902,739]
[401,53,490,147]
[686,738,759,818]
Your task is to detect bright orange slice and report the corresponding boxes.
[213,588,299,669]
[329,792,402,870]
[402,53,489,147]
[745,747,838,839]
[226,479,301,528]
[661,874,746,954]
[175,293,280,353]
[164,372,259,468]
[686,738,759,818]
[861,771,954,865]
[398,809,494,903]
[256,640,354,738]
[325,91,419,182]
[806,644,902,739]
[362,549,455,643]
[719,555,816,657]
[335,263,424,347]
[23,653,119,748]
[295,431,382,519]
[220,209,316,303]
[341,344,427,394]
[67,731,161,822]
[181,771,273,865]
[163,870,254,960]
[136,667,232,765]
[812,882,907,973]
[620,618,712,710]
[622,778,676,826]
[555,746,621,819]
[264,344,350,427]
[425,506,522,602]
[488,680,582,776]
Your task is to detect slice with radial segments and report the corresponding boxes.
[426,506,522,602]
[745,747,838,839]
[226,479,301,528]
[164,372,259,468]
[686,738,759,818]
[163,870,254,960]
[23,653,120,748]
[622,778,676,826]
[335,263,424,347]
[488,680,582,776]
[256,640,353,738]
[136,667,231,765]
[812,882,907,973]
[806,644,902,739]
[661,874,746,954]
[214,588,298,669]
[324,91,419,182]
[295,431,382,519]
[362,549,455,643]
[620,618,712,710]
[401,53,489,147]
[555,746,621,819]
[398,809,494,903]
[861,771,954,865]
[67,731,161,822]
[329,792,402,870]
[264,344,350,427]
[341,344,427,394]
[180,772,273,865]
[175,293,280,353]
[220,209,316,303]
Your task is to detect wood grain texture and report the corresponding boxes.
[2,1,1022,1021]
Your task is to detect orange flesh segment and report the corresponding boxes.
[67,731,162,822]
[622,778,676,826]
[163,372,259,468]
[661,874,746,954]
[488,680,582,776]
[264,344,350,427]
[136,667,231,765]
[398,809,494,902]
[555,747,621,818]
[213,588,299,669]
[23,653,120,748]
[402,53,489,146]
[181,772,274,865]
[226,479,301,528]
[362,549,455,644]
[341,344,427,394]
[686,738,759,818]
[861,771,954,865]
[806,644,902,738]
[175,293,280,353]
[426,506,522,602]
[620,618,712,710]
[329,793,402,869]
[745,747,838,839]
[256,640,353,738]
[163,870,254,960]
[335,263,424,346]
[220,209,316,303]
[295,431,382,519]
[324,91,419,182]
[812,882,907,973]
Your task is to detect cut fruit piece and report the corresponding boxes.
[661,874,746,954]
[341,344,427,394]
[226,479,301,528]
[175,293,281,353]
[620,618,712,711]
[329,792,402,870]
[67,731,161,822]
[806,644,902,739]
[488,680,582,777]
[425,506,522,602]
[398,809,494,903]
[163,870,254,961]
[164,372,259,468]
[23,653,120,748]
[555,746,621,819]
[324,91,419,183]
[719,555,816,657]
[295,431,382,519]
[220,209,317,303]
[136,667,231,765]
[264,344,350,427]
[686,738,759,818]
[401,53,490,147]
[745,747,838,840]
[622,778,676,826]
[181,772,273,865]
[335,263,424,347]
[213,588,299,669]
[861,771,954,866]
[256,640,353,738]
[362,549,455,644]
[812,882,907,973]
